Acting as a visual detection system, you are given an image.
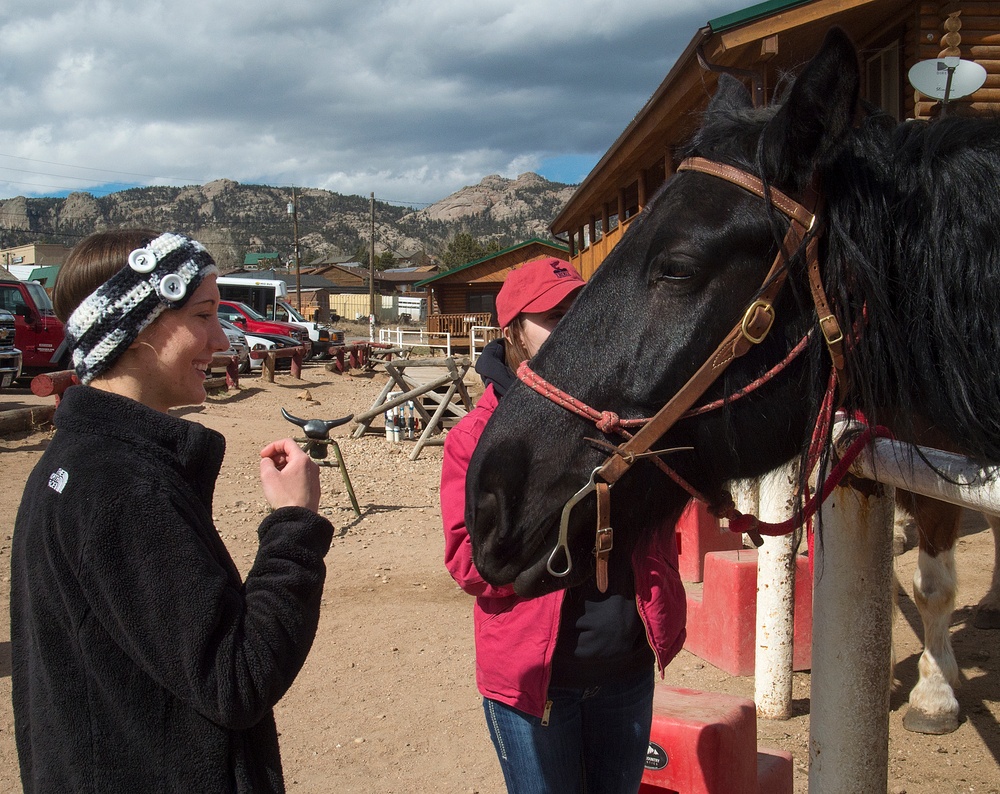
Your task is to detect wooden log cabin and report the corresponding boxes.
[415,238,570,347]
[552,0,1000,279]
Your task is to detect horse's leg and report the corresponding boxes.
[972,514,1000,629]
[894,491,962,734]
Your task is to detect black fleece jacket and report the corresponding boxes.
[11,386,334,793]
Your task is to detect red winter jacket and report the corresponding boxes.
[441,384,687,718]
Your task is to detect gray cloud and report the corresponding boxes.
[0,0,744,204]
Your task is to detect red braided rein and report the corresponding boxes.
[517,361,649,434]
[517,360,715,500]
[683,333,812,418]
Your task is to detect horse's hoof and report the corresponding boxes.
[972,606,1000,630]
[902,706,960,735]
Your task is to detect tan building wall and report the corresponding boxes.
[0,243,73,268]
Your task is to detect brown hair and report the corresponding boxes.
[502,317,532,371]
[53,228,159,322]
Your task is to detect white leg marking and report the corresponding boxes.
[906,548,960,731]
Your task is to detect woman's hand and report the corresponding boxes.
[259,438,322,513]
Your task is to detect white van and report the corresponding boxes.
[217,276,344,356]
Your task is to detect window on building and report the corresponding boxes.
[467,292,496,316]
[622,181,640,221]
[645,161,667,201]
[867,40,901,121]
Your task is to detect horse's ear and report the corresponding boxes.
[759,27,860,190]
[708,74,754,114]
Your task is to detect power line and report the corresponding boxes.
[0,165,125,183]
[0,152,198,183]
[0,176,121,193]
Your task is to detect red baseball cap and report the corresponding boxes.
[496,257,585,328]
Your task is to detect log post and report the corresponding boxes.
[809,479,894,793]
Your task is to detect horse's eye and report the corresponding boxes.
[653,255,697,283]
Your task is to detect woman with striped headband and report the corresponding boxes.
[11,229,334,793]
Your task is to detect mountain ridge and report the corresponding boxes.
[0,172,576,270]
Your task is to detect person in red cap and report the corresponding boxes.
[440,258,686,794]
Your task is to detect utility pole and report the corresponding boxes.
[369,192,376,322]
[287,188,302,312]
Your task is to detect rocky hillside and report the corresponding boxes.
[0,173,575,271]
[410,172,576,234]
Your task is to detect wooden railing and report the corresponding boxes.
[573,220,630,280]
[427,312,493,336]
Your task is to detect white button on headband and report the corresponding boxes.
[158,274,187,302]
[128,248,158,273]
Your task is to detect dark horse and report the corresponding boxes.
[465,28,1000,736]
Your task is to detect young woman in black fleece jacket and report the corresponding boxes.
[11,229,334,793]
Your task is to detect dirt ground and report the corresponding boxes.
[0,353,998,793]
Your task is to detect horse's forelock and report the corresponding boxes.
[684,105,770,171]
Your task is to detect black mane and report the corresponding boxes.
[824,113,1000,462]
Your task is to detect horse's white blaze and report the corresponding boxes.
[909,547,960,718]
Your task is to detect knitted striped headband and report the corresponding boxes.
[65,232,218,384]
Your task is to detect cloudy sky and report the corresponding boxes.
[1,0,749,206]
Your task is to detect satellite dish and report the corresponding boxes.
[908,58,987,100]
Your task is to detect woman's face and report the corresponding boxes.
[511,293,577,358]
[123,274,230,412]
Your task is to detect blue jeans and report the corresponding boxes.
[483,666,654,794]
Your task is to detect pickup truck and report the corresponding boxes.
[0,278,66,375]
[215,277,343,357]
[272,300,345,356]
[0,308,23,389]
[217,300,312,357]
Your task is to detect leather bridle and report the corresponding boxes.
[523,156,847,591]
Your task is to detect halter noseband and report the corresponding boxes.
[524,156,846,590]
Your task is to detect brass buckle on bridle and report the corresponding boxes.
[740,300,775,345]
